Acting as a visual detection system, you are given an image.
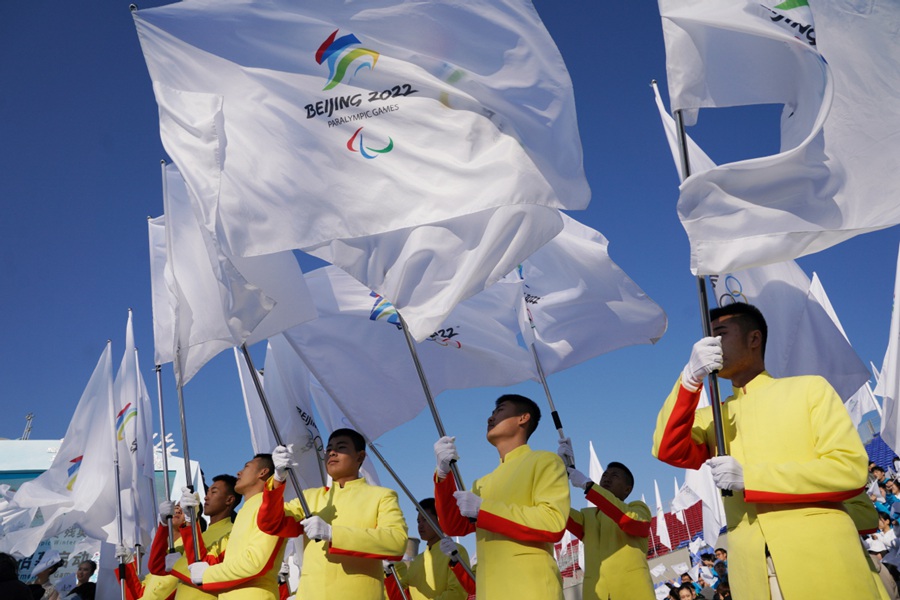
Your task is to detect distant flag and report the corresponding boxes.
[516,213,667,375]
[654,479,671,550]
[879,244,900,454]
[657,0,900,275]
[873,362,883,389]
[673,476,684,526]
[650,563,667,578]
[671,481,701,529]
[133,0,591,340]
[0,344,117,557]
[588,441,603,484]
[684,464,726,548]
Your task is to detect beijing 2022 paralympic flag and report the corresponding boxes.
[133,0,590,340]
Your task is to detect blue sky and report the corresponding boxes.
[1,0,897,549]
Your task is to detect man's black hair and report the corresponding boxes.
[329,428,367,452]
[496,394,541,439]
[80,560,97,574]
[418,497,437,515]
[874,466,886,474]
[254,453,276,480]
[213,474,242,511]
[710,302,768,356]
[716,547,728,555]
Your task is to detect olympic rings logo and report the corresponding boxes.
[718,275,748,306]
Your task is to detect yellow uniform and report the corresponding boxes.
[121,559,177,600]
[194,492,286,599]
[257,477,407,600]
[169,518,234,599]
[652,371,882,599]
[392,542,471,600]
[435,444,569,600]
[567,483,654,600]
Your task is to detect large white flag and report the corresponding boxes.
[282,265,537,441]
[654,479,671,550]
[879,244,900,454]
[659,0,900,275]
[0,345,117,557]
[133,0,590,340]
[588,441,603,485]
[710,263,869,401]
[517,213,667,374]
[149,164,316,384]
[234,337,327,490]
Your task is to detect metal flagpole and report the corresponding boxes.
[132,345,145,576]
[109,342,127,600]
[174,367,204,561]
[155,365,176,553]
[388,563,411,600]
[239,344,314,519]
[397,315,467,492]
[672,105,731,496]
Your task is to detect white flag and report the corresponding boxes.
[654,479,671,550]
[845,383,881,429]
[588,441,603,485]
[517,213,667,374]
[234,338,327,490]
[880,244,900,454]
[133,0,590,340]
[658,0,900,275]
[684,463,726,548]
[281,265,536,441]
[0,345,117,557]
[709,262,869,401]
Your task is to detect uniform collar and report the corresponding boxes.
[331,476,368,490]
[731,370,772,398]
[500,444,530,464]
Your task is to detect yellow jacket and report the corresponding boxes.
[194,492,286,599]
[652,372,882,599]
[568,484,654,600]
[257,476,408,600]
[169,518,233,599]
[398,542,471,600]
[435,444,569,600]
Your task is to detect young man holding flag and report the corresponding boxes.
[652,302,883,598]
[257,429,408,600]
[433,394,569,599]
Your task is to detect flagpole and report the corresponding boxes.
[132,345,144,576]
[173,359,203,562]
[397,315,467,492]
[672,106,731,496]
[109,341,128,600]
[388,563,411,600]
[154,365,176,553]
[239,344,313,519]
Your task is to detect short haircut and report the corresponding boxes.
[605,461,635,489]
[874,466,886,474]
[329,428,366,452]
[213,474,242,507]
[80,560,97,574]
[496,394,541,439]
[418,497,437,515]
[716,548,727,555]
[878,511,892,521]
[254,453,275,480]
[710,302,768,355]
[0,552,18,582]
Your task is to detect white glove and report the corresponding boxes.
[567,468,592,491]
[382,560,394,576]
[279,562,290,577]
[439,537,459,562]
[453,491,482,519]
[273,444,296,483]
[707,456,744,491]
[188,562,209,585]
[301,516,332,541]
[164,552,180,572]
[158,500,175,525]
[434,436,459,479]
[179,486,200,523]
[557,438,575,468]
[115,544,132,564]
[682,337,723,392]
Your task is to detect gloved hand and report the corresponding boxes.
[382,560,394,576]
[434,436,459,480]
[189,562,209,585]
[707,456,744,491]
[158,500,175,525]
[301,516,332,541]
[273,444,296,483]
[164,552,180,572]
[557,438,575,468]
[567,468,592,491]
[439,537,459,563]
[115,544,132,564]
[682,337,723,392]
[278,561,290,583]
[453,491,482,519]
[179,486,200,523]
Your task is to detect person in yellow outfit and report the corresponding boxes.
[257,428,408,600]
[384,498,471,600]
[187,455,287,599]
[166,475,240,598]
[652,302,885,599]
[555,442,654,600]
[433,394,570,600]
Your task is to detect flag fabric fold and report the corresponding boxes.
[654,479,671,551]
[683,464,725,548]
[879,244,900,454]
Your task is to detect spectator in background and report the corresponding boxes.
[875,467,889,485]
[886,480,900,507]
[712,560,728,590]
[27,552,63,600]
[677,582,698,599]
[871,462,880,486]
[0,553,31,600]
[61,561,95,600]
[714,548,727,564]
[867,538,900,600]
[713,581,732,600]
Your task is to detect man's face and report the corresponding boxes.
[711,315,758,380]
[204,480,234,517]
[679,589,695,600]
[172,504,186,529]
[681,574,691,583]
[598,467,632,502]
[715,550,727,561]
[325,435,363,480]
[417,510,439,543]
[875,469,886,482]
[486,401,527,445]
[76,562,93,584]
[235,458,266,495]
[714,562,727,575]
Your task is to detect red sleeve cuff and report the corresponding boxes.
[743,486,865,504]
[476,509,564,543]
[585,487,650,537]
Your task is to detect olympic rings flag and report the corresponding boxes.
[133,0,590,340]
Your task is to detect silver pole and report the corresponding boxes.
[670,104,730,499]
[397,316,466,492]
[388,563,410,600]
[239,344,314,518]
[154,365,176,552]
[109,341,128,600]
[174,370,203,561]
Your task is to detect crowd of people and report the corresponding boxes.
[8,302,893,599]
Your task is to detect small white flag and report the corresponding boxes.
[654,479,671,550]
